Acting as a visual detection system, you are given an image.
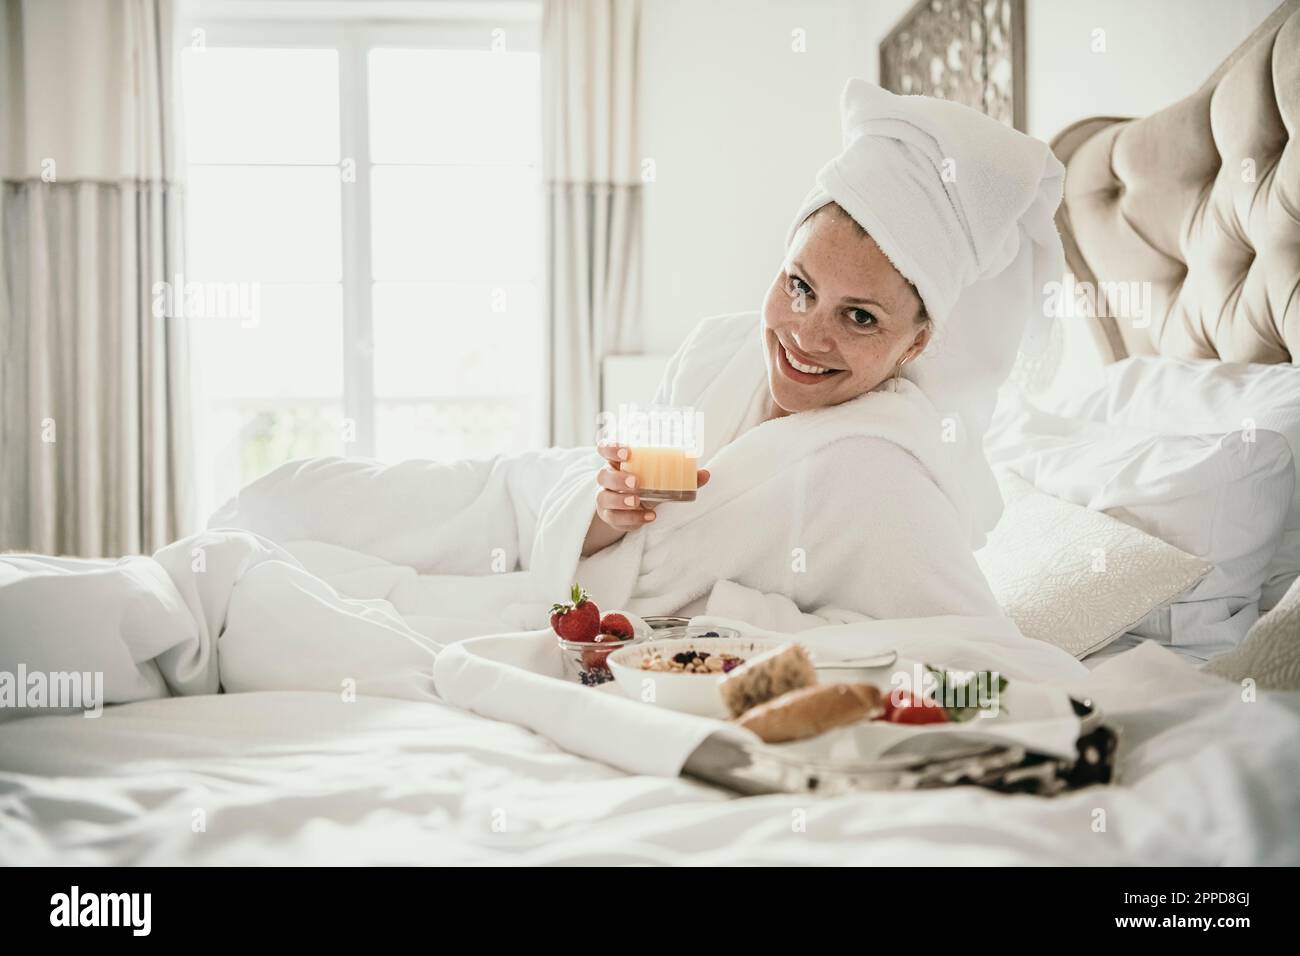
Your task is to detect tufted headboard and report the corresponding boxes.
[1051,0,1299,366]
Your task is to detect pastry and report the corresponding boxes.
[718,643,816,717]
[735,682,883,743]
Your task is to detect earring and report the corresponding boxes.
[892,359,905,392]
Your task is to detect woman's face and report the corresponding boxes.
[761,205,930,415]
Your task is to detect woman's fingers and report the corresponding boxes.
[597,466,708,501]
[597,466,637,492]
[592,452,703,535]
[596,442,629,467]
[597,503,655,529]
[596,471,656,529]
[596,489,645,512]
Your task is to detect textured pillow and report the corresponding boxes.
[1203,573,1300,691]
[1055,356,1300,610]
[988,393,1295,659]
[976,473,1212,659]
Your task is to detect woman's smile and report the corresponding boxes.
[759,203,930,416]
[773,332,844,384]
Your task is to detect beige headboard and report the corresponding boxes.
[1051,0,1299,365]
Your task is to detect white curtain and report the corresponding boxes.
[0,0,193,556]
[542,0,642,446]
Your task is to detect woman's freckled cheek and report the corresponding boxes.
[840,334,885,377]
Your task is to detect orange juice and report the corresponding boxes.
[624,447,698,501]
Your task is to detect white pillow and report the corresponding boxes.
[976,473,1212,659]
[1055,357,1300,609]
[987,393,1295,659]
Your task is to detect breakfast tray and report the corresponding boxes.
[618,617,1120,797]
[682,696,1118,797]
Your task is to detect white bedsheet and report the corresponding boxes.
[3,643,1298,866]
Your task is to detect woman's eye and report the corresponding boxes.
[848,308,878,328]
[787,275,812,298]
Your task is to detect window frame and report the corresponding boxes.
[185,10,544,461]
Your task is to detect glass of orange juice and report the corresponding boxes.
[611,404,703,503]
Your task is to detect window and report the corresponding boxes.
[181,14,544,516]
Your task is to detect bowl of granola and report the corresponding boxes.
[607,636,788,717]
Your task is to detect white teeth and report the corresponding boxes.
[784,347,831,375]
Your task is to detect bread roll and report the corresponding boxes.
[735,682,883,743]
[719,643,817,717]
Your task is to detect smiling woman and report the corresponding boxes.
[196,74,1059,639]
[761,201,932,417]
[575,78,1065,626]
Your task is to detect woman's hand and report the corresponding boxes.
[580,444,710,557]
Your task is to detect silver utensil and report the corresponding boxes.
[813,650,898,670]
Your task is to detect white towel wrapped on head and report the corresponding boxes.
[788,80,1066,541]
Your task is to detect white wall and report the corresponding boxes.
[1024,0,1282,141]
[636,0,1284,359]
[637,0,913,355]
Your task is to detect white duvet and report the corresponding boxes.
[1,517,1298,864]
[2,646,1298,865]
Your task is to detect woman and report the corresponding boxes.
[190,80,1064,637]
[189,79,1065,637]
[569,79,1065,629]
[582,198,933,551]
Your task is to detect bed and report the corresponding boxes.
[2,3,1299,867]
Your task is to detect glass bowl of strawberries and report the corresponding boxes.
[550,584,643,686]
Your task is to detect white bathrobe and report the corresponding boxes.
[573,311,1000,629]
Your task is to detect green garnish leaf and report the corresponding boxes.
[924,664,1008,722]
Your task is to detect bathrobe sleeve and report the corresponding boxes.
[650,314,715,405]
[208,447,597,578]
[704,436,1002,629]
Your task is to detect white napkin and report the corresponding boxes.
[431,629,758,777]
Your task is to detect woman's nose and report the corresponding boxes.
[790,314,835,355]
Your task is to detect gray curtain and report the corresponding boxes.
[0,0,193,556]
[542,0,643,446]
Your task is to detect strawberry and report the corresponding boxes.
[882,689,949,724]
[549,583,601,642]
[599,612,634,640]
